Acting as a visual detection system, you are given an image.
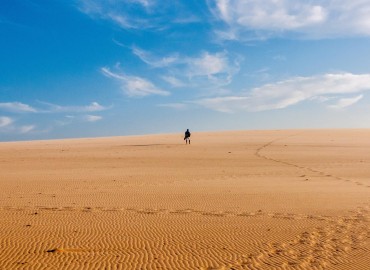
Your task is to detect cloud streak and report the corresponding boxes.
[101,67,170,96]
[187,52,231,78]
[84,115,103,122]
[328,94,364,109]
[78,0,201,30]
[132,46,179,68]
[161,76,186,88]
[0,117,36,134]
[37,101,109,113]
[195,72,370,112]
[0,102,37,113]
[78,0,138,29]
[209,0,370,39]
[0,116,13,128]
[157,103,187,110]
[0,101,110,114]
[19,125,36,134]
[132,48,240,89]
[0,100,110,135]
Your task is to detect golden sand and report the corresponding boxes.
[0,129,369,269]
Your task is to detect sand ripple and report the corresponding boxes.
[0,130,369,269]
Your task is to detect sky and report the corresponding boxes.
[1,0,370,141]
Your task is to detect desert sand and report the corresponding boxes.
[0,129,369,269]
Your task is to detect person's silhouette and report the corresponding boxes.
[184,129,191,144]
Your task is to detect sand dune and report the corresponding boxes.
[0,129,369,269]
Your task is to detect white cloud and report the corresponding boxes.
[0,102,37,113]
[215,0,231,23]
[84,115,103,122]
[38,101,109,113]
[79,0,193,30]
[78,0,142,29]
[273,55,287,62]
[310,96,333,103]
[195,72,370,112]
[78,0,202,30]
[172,15,201,24]
[106,13,135,29]
[186,52,230,77]
[132,46,179,68]
[84,102,106,112]
[133,48,236,79]
[0,117,37,134]
[0,101,109,114]
[132,48,239,89]
[161,76,186,88]
[184,51,240,89]
[101,67,170,96]
[329,94,364,109]
[129,0,153,8]
[195,96,249,113]
[56,114,103,126]
[157,103,187,110]
[210,0,370,39]
[19,125,35,134]
[0,116,13,127]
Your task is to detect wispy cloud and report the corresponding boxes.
[209,0,370,40]
[185,52,239,86]
[55,114,103,127]
[161,76,186,88]
[133,47,236,75]
[84,102,107,112]
[78,0,199,30]
[273,55,287,62]
[0,102,37,113]
[19,125,36,134]
[194,96,249,113]
[132,48,240,89]
[84,115,103,122]
[132,46,179,68]
[0,101,110,134]
[78,0,137,29]
[0,101,110,114]
[195,72,370,112]
[0,117,37,134]
[184,51,240,88]
[328,94,364,109]
[129,0,153,8]
[101,67,170,96]
[38,101,109,113]
[157,103,187,110]
[172,15,201,24]
[0,116,13,128]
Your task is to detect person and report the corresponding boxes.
[184,129,191,144]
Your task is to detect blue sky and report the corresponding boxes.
[1,0,370,141]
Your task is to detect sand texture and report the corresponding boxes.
[0,129,369,269]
